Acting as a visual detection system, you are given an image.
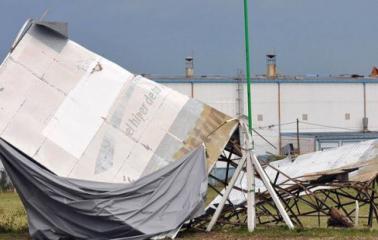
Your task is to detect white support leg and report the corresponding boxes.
[355,200,359,227]
[240,120,256,232]
[206,155,247,232]
[242,121,294,230]
[246,155,256,231]
[207,121,294,231]
[250,152,295,229]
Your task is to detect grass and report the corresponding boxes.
[199,186,378,239]
[0,191,377,239]
[0,192,28,233]
[206,186,378,229]
[0,233,29,240]
[179,226,378,239]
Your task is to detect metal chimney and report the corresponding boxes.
[185,56,194,78]
[266,54,277,79]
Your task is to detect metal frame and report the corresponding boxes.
[189,126,378,230]
[202,122,294,231]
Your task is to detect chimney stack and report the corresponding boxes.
[185,56,194,78]
[266,54,277,79]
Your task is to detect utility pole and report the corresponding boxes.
[242,0,256,232]
[296,118,300,155]
[206,122,295,232]
[207,2,295,232]
[243,0,252,132]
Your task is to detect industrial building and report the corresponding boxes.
[148,55,378,156]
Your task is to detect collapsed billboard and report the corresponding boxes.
[0,20,238,184]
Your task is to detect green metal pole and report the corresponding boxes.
[243,0,253,133]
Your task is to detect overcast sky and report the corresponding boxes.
[0,0,377,76]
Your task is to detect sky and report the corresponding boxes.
[0,0,377,76]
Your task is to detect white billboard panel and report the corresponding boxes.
[0,21,238,183]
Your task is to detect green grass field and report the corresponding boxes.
[206,186,378,229]
[0,233,28,240]
[179,227,378,239]
[0,192,27,233]
[0,192,28,239]
[0,191,377,239]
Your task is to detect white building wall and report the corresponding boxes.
[163,83,192,97]
[161,81,377,155]
[192,83,236,116]
[248,84,279,155]
[280,83,364,133]
[366,84,378,130]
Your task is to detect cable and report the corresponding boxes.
[257,121,296,129]
[298,121,358,131]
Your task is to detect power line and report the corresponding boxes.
[257,121,296,129]
[298,121,358,131]
[257,120,359,131]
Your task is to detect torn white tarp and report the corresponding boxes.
[0,20,238,183]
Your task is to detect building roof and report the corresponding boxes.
[147,75,378,84]
[282,131,378,141]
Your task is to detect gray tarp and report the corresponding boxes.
[0,139,207,240]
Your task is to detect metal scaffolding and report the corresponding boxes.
[187,124,378,230]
